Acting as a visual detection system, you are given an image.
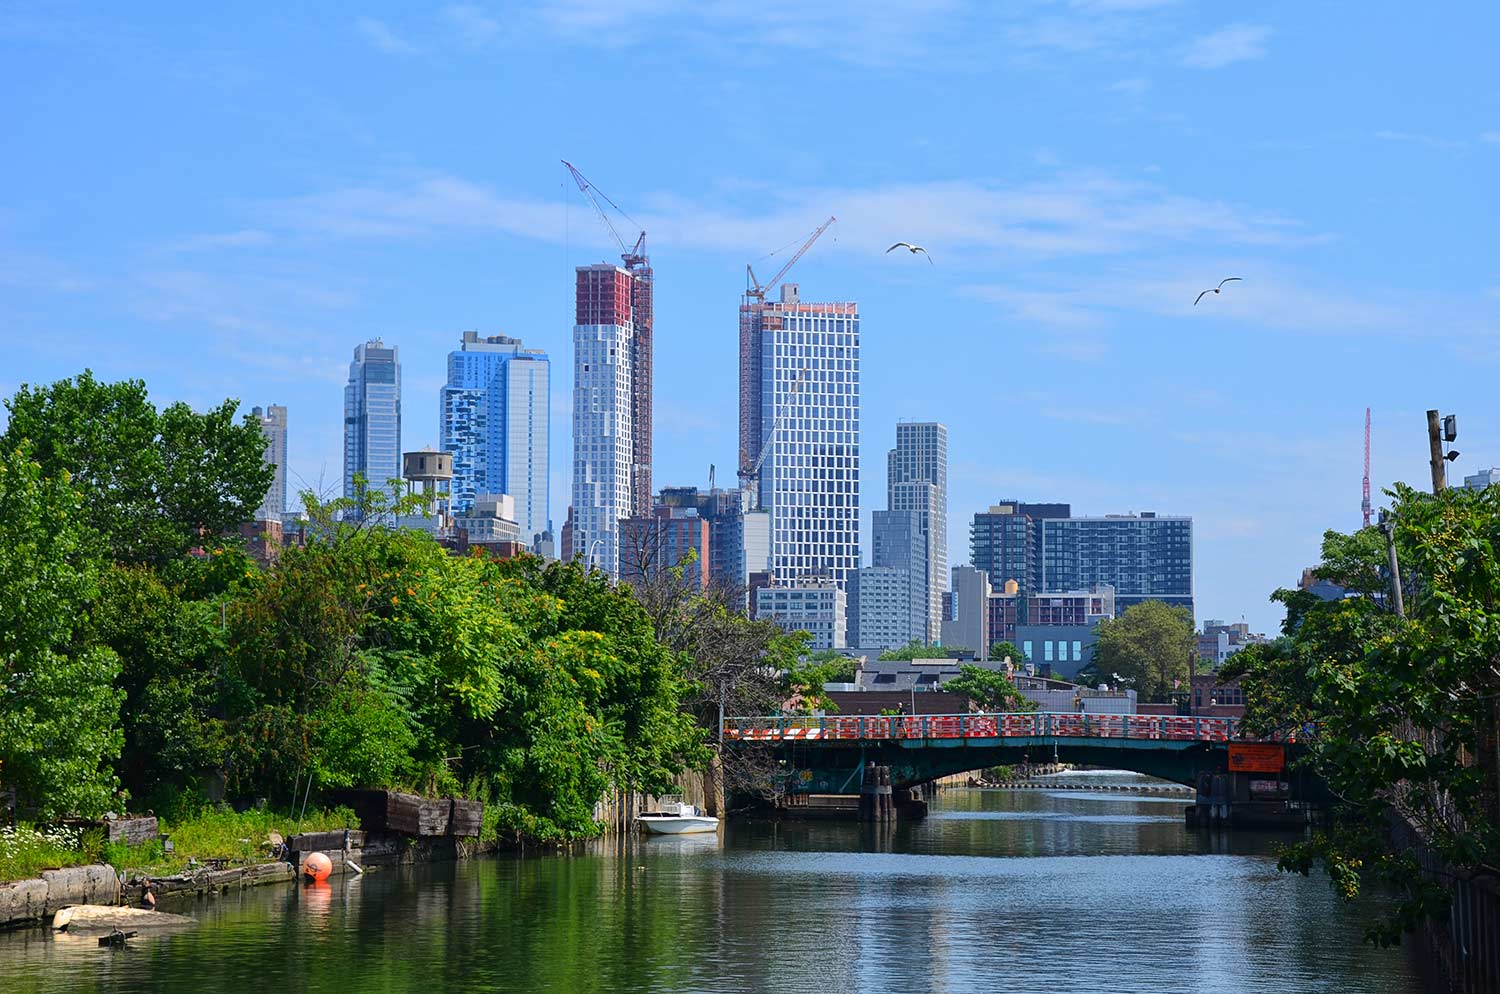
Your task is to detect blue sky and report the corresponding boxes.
[3,2,1498,634]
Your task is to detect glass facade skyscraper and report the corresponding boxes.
[740,283,860,588]
[343,338,401,501]
[573,264,638,576]
[888,422,946,642]
[440,331,549,543]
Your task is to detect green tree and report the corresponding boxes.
[946,664,1036,712]
[0,446,123,819]
[1083,600,1193,702]
[878,640,948,660]
[2,371,273,564]
[989,640,1027,664]
[1228,484,1500,945]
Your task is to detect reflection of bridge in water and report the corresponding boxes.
[722,712,1320,806]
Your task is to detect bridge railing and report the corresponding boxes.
[720,711,1284,744]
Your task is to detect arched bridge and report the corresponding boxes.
[722,712,1320,800]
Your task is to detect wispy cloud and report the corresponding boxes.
[1483,132,1500,144]
[443,5,502,47]
[1181,23,1270,69]
[1375,130,1468,152]
[1109,77,1150,98]
[242,168,1310,261]
[164,229,274,253]
[355,17,421,56]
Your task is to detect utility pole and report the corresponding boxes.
[1379,511,1405,618]
[1427,409,1446,494]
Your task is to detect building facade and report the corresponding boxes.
[739,283,860,589]
[941,564,993,659]
[251,404,288,522]
[888,422,947,642]
[572,265,638,575]
[439,331,550,542]
[756,579,847,651]
[343,339,401,502]
[1464,467,1500,490]
[1041,512,1194,617]
[848,566,916,651]
[867,509,928,648]
[970,501,1073,598]
[654,485,770,594]
[619,504,712,591]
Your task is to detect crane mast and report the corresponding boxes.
[1362,407,1372,528]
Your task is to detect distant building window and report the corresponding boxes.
[874,674,896,684]
[1073,640,1082,660]
[1023,641,1032,659]
[1044,641,1054,662]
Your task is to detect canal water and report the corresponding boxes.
[2,774,1438,993]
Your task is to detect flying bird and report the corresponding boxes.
[1194,277,1242,306]
[886,242,933,264]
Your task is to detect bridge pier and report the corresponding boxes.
[858,765,895,822]
[1186,772,1311,829]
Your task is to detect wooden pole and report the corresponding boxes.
[1427,409,1447,494]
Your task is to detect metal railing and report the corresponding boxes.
[720,711,1295,744]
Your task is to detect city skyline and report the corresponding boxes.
[6,5,1499,634]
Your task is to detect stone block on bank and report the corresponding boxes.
[0,878,50,927]
[41,864,120,914]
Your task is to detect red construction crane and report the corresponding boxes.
[561,160,646,268]
[744,216,836,302]
[1362,407,1372,528]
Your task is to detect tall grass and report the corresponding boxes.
[0,825,91,882]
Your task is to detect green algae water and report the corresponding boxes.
[0,776,1436,993]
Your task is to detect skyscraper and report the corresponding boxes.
[888,422,947,642]
[856,508,927,648]
[251,404,287,522]
[344,338,401,501]
[573,264,638,575]
[440,330,550,542]
[738,283,860,588]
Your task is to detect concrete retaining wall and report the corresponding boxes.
[0,864,120,929]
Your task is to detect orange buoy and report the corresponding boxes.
[302,852,332,882]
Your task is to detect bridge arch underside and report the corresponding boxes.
[768,737,1238,796]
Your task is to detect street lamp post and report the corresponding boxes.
[587,538,604,571]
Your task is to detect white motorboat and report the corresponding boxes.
[636,796,719,835]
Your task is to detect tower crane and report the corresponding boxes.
[738,367,808,505]
[1362,407,1372,528]
[562,160,647,268]
[744,217,836,302]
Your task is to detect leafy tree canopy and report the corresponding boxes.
[990,640,1027,664]
[1228,483,1500,945]
[2,371,273,564]
[878,640,948,660]
[1083,600,1193,702]
[0,445,123,819]
[945,664,1036,712]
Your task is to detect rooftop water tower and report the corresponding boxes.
[402,448,453,534]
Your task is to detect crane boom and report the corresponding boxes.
[1362,407,1372,528]
[740,367,808,491]
[562,160,647,265]
[745,216,836,301]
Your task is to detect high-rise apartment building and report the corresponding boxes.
[757,579,847,651]
[888,423,947,643]
[738,283,860,588]
[941,564,992,658]
[653,485,770,595]
[868,509,928,647]
[1041,512,1194,617]
[573,264,640,575]
[251,404,287,522]
[440,330,550,542]
[970,501,1073,596]
[344,339,401,502]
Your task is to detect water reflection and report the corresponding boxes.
[0,777,1434,994]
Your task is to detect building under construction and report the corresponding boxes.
[738,282,861,590]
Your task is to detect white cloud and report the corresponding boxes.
[443,5,502,46]
[165,229,274,252]
[1483,131,1500,144]
[1110,77,1150,98]
[355,17,421,55]
[1375,130,1468,152]
[1181,23,1270,69]
[245,168,1309,262]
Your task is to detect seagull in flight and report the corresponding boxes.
[1194,277,1242,306]
[886,242,933,264]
